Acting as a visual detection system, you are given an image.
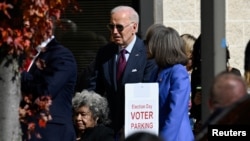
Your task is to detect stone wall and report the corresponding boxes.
[162,0,250,74]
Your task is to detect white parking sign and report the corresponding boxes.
[124,83,159,138]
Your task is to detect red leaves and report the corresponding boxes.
[27,122,42,140]
[19,95,52,140]
[0,27,34,56]
[38,119,47,128]
[37,96,53,128]
[35,96,52,113]
[0,1,13,19]
[50,9,61,20]
[0,0,80,68]
[0,0,80,139]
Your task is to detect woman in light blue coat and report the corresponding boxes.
[145,24,194,141]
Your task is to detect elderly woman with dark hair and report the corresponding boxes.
[72,90,114,141]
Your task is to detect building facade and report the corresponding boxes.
[163,0,250,74]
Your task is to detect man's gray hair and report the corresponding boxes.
[111,5,139,24]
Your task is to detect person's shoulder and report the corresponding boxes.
[171,64,187,71]
[53,44,74,56]
[170,64,189,77]
[95,124,114,133]
[135,36,143,43]
[134,36,145,47]
[90,125,115,141]
[47,39,67,51]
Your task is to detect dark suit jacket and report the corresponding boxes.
[90,37,156,132]
[21,38,77,141]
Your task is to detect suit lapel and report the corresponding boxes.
[122,38,143,83]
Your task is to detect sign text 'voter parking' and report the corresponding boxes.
[130,104,154,129]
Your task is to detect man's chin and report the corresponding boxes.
[113,39,122,44]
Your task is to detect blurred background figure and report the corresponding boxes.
[125,132,163,141]
[72,90,114,141]
[196,71,248,141]
[208,71,247,112]
[181,33,197,130]
[190,34,202,135]
[226,47,241,76]
[190,35,242,136]
[244,40,250,93]
[181,33,197,76]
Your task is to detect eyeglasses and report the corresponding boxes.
[107,22,134,32]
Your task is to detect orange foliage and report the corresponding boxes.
[0,0,80,67]
[1,0,80,140]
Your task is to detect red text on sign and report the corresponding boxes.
[131,111,153,120]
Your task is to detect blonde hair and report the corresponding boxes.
[181,34,196,59]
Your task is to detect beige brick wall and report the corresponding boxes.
[163,0,250,75]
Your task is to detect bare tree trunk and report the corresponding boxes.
[0,55,22,141]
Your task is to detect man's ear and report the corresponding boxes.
[132,23,138,32]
